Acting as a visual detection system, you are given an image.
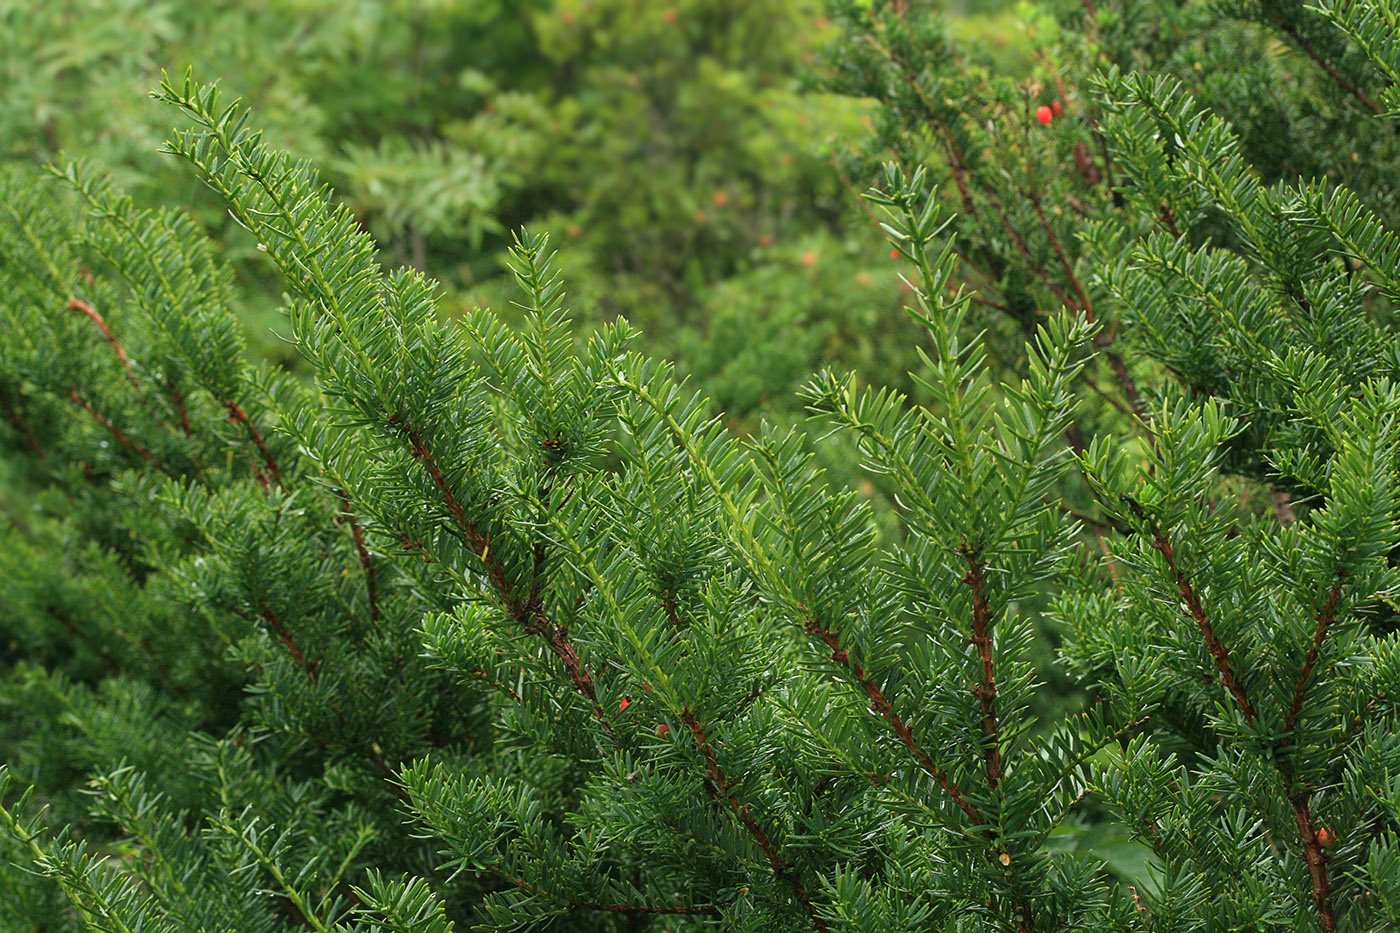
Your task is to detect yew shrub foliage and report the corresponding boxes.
[4,2,1400,931]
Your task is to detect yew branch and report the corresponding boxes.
[681,708,829,932]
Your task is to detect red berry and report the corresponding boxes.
[889,249,900,259]
[1317,828,1334,846]
[643,683,653,692]
[620,696,631,712]
[1036,106,1054,125]
[1052,100,1063,117]
[654,723,671,736]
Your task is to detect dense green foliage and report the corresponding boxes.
[5,1,1400,931]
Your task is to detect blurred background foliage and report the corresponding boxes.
[9,0,1394,427]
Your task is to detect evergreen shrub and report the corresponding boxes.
[4,2,1400,931]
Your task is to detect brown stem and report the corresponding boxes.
[1282,769,1338,932]
[1285,580,1344,732]
[68,387,152,462]
[260,606,402,790]
[525,611,600,707]
[336,490,380,626]
[681,709,829,932]
[388,413,509,590]
[1158,205,1183,239]
[960,548,1039,933]
[261,607,316,683]
[977,179,1080,313]
[803,617,980,820]
[1127,504,1259,724]
[1126,499,1338,930]
[961,552,1005,790]
[225,400,281,485]
[1031,196,1094,321]
[69,296,130,371]
[0,394,47,461]
[389,414,604,714]
[1262,5,1381,115]
[170,385,193,436]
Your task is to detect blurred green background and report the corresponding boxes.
[1,0,1025,402]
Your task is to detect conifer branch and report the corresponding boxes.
[680,708,829,932]
[960,548,1035,933]
[1261,5,1382,115]
[389,414,603,711]
[261,607,317,683]
[218,815,334,933]
[0,395,47,461]
[67,387,152,462]
[1123,497,1260,724]
[69,296,131,371]
[1030,196,1094,320]
[169,383,193,436]
[802,617,980,821]
[469,669,522,703]
[1122,497,1340,928]
[484,866,720,916]
[883,33,1084,317]
[225,399,281,485]
[336,489,379,625]
[1285,578,1345,732]
[1279,758,1339,932]
[387,413,507,590]
[961,551,1005,791]
[257,607,401,787]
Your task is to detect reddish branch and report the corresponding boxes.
[69,296,130,370]
[261,607,317,683]
[1262,6,1381,116]
[960,548,1035,933]
[225,400,281,485]
[388,412,602,711]
[961,553,1005,790]
[336,490,379,625]
[170,385,193,435]
[1127,500,1339,930]
[1145,526,1260,724]
[485,866,719,916]
[681,709,829,932]
[1030,196,1094,321]
[1286,580,1345,732]
[525,612,601,708]
[1,395,46,461]
[1281,775,1338,932]
[1158,206,1183,239]
[803,617,980,821]
[68,388,152,461]
[260,605,399,788]
[387,413,507,589]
